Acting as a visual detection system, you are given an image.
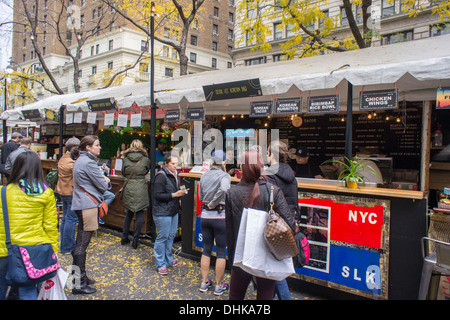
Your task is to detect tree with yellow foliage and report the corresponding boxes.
[104,0,206,76]
[237,0,450,59]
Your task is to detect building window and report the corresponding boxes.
[162,46,169,57]
[228,45,233,55]
[227,61,232,68]
[273,54,286,62]
[66,31,72,41]
[355,5,363,23]
[228,29,233,40]
[172,49,177,59]
[92,65,97,75]
[340,7,348,26]
[190,52,197,63]
[213,24,219,36]
[108,40,114,51]
[214,7,219,17]
[42,47,46,55]
[274,22,283,40]
[430,23,450,37]
[96,44,99,54]
[140,63,148,73]
[107,61,113,70]
[245,56,266,66]
[141,40,148,52]
[381,30,413,45]
[90,46,94,56]
[164,28,170,38]
[212,58,217,68]
[382,0,395,17]
[165,67,173,77]
[229,12,234,23]
[212,41,218,51]
[190,35,197,46]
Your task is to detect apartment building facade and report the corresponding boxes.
[232,0,450,67]
[10,0,235,98]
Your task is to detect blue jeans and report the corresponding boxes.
[153,214,178,269]
[59,195,78,253]
[274,279,291,300]
[103,190,115,206]
[0,257,39,300]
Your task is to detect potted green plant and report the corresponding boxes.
[322,156,381,189]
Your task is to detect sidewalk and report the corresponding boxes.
[58,227,323,300]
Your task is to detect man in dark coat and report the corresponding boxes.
[0,132,23,177]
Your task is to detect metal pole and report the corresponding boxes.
[3,79,7,144]
[150,1,156,205]
[58,105,65,160]
[345,81,353,160]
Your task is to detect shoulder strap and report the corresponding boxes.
[1,187,12,249]
[76,182,99,206]
[122,160,142,190]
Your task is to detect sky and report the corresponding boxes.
[0,0,13,70]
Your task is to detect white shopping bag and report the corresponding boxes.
[233,207,295,281]
[38,268,69,300]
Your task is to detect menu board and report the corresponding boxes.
[272,108,421,169]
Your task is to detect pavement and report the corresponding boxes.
[57,226,325,301]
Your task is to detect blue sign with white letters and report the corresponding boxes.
[295,244,381,296]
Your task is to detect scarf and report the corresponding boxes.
[18,179,48,195]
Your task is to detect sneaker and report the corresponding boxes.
[170,260,180,267]
[99,218,105,225]
[214,282,229,296]
[199,279,213,292]
[157,267,168,275]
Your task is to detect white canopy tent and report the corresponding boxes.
[2,34,450,122]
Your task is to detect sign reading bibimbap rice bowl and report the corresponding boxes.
[307,95,339,114]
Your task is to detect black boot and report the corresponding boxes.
[132,239,138,249]
[72,272,97,294]
[72,254,97,295]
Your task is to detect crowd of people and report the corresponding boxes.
[0,131,311,300]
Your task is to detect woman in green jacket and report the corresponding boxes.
[0,152,58,300]
[121,140,151,249]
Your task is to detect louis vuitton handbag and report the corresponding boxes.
[264,184,298,261]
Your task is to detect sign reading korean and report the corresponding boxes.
[274,98,302,115]
[249,101,272,117]
[360,89,398,110]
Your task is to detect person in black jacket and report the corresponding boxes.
[0,132,22,177]
[153,153,187,275]
[266,140,299,300]
[225,149,295,300]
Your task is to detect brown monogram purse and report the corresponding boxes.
[264,184,298,261]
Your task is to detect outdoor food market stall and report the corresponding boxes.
[2,35,450,299]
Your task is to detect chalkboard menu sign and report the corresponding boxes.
[185,108,205,121]
[360,89,398,111]
[307,95,339,114]
[164,109,180,122]
[272,108,421,170]
[274,98,302,115]
[249,101,272,117]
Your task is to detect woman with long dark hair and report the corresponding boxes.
[0,152,58,300]
[70,135,109,294]
[225,149,295,300]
